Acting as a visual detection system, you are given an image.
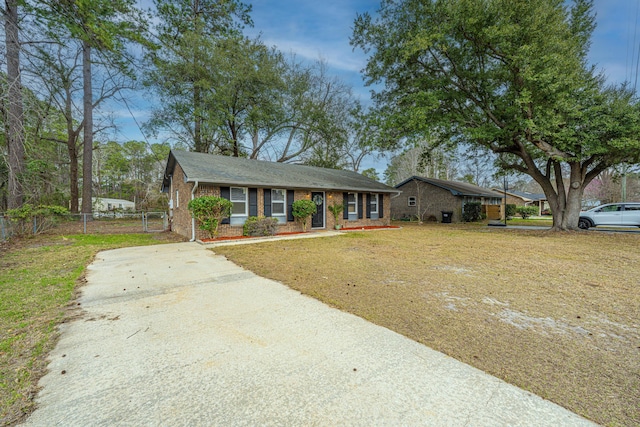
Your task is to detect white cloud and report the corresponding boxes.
[261,36,365,73]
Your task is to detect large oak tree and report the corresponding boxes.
[353,0,640,230]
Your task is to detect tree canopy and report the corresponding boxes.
[1,0,371,213]
[353,0,640,230]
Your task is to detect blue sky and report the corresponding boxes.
[116,0,640,173]
[245,0,375,99]
[245,0,640,98]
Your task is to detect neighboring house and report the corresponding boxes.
[161,150,398,240]
[492,189,549,215]
[392,176,503,222]
[78,197,136,212]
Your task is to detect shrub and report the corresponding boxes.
[243,216,279,237]
[6,204,69,236]
[327,202,344,225]
[505,204,517,218]
[462,202,482,222]
[187,196,233,238]
[516,205,539,219]
[292,199,317,232]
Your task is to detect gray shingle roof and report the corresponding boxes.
[395,176,503,198]
[162,150,397,193]
[502,190,547,202]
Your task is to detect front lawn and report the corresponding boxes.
[215,222,639,427]
[506,217,554,227]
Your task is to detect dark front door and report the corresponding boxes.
[311,192,325,228]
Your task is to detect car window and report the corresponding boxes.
[623,204,640,211]
[597,205,621,212]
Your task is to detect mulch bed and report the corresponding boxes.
[201,231,307,243]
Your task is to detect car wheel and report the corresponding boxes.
[578,218,590,230]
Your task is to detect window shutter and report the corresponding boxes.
[287,190,295,221]
[358,193,364,219]
[343,192,349,219]
[264,189,272,217]
[220,187,230,224]
[249,188,258,217]
[366,193,372,219]
[379,194,384,218]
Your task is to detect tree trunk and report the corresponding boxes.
[193,84,204,152]
[68,137,79,213]
[81,41,93,216]
[231,121,239,157]
[536,162,587,231]
[64,83,80,213]
[5,0,25,209]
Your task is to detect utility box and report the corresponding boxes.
[441,211,453,223]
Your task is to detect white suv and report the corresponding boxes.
[578,203,640,229]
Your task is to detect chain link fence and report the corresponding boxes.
[0,211,169,241]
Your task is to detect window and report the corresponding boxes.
[598,204,621,212]
[408,196,416,207]
[272,189,286,215]
[230,187,247,215]
[370,194,378,214]
[347,192,357,214]
[624,204,640,211]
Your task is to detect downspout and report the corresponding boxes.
[190,180,199,242]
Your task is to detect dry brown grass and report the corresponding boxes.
[215,222,640,427]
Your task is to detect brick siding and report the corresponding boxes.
[391,180,462,222]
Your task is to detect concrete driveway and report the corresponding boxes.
[24,242,596,426]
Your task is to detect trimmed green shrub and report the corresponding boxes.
[516,205,539,219]
[187,196,233,238]
[243,216,279,237]
[505,204,517,218]
[462,202,482,222]
[292,199,317,232]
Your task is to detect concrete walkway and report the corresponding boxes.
[25,242,596,426]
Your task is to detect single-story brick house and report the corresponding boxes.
[162,150,398,240]
[392,176,503,222]
[492,189,549,215]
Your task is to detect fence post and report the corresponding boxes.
[142,212,146,232]
[83,213,87,234]
[1,216,5,241]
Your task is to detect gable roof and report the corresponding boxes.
[492,189,547,202]
[395,176,503,198]
[162,150,397,193]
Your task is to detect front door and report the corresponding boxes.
[311,192,325,229]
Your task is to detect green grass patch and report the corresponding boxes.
[0,232,184,425]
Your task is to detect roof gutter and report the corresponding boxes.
[190,180,199,242]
